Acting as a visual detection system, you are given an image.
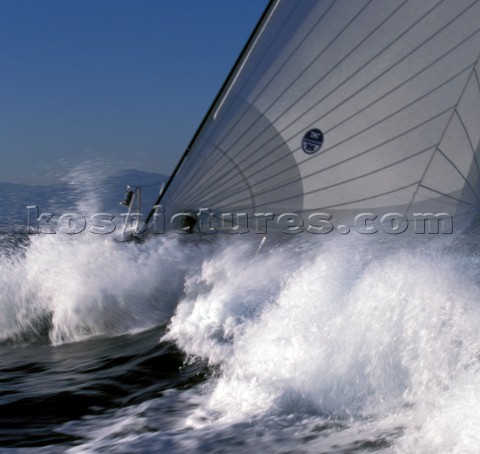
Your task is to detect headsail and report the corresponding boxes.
[148,0,480,232]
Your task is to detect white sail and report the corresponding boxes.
[150,0,480,231]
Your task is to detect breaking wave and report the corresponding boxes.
[2,167,480,451]
[164,233,480,452]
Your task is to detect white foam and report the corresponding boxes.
[164,233,480,451]
[0,165,200,345]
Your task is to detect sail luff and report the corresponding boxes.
[144,0,278,226]
[164,0,299,209]
[169,0,369,206]
[169,0,468,210]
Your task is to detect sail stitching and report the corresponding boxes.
[213,0,282,120]
[321,182,474,212]
[204,107,452,209]
[172,0,336,193]
[173,0,384,201]
[212,0,336,130]
[224,146,435,209]
[251,182,421,211]
[296,182,421,211]
[454,109,480,184]
[417,184,477,206]
[171,143,257,211]
[178,0,412,198]
[176,0,475,205]
[237,0,469,168]
[247,0,375,116]
[198,62,466,207]
[188,62,471,208]
[474,66,480,90]
[318,70,472,155]
[436,146,480,203]
[406,48,480,212]
[168,1,480,218]
[211,0,375,152]
[181,29,478,207]
[181,0,445,197]
[253,182,478,211]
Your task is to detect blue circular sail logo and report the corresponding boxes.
[302,128,323,154]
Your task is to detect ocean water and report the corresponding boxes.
[1,184,480,452]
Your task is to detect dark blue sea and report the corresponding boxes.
[1,184,480,452]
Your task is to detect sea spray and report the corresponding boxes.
[164,233,480,451]
[0,165,197,345]
[0,231,198,345]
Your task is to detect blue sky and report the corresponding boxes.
[0,0,269,184]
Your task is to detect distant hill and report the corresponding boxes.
[0,169,168,232]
